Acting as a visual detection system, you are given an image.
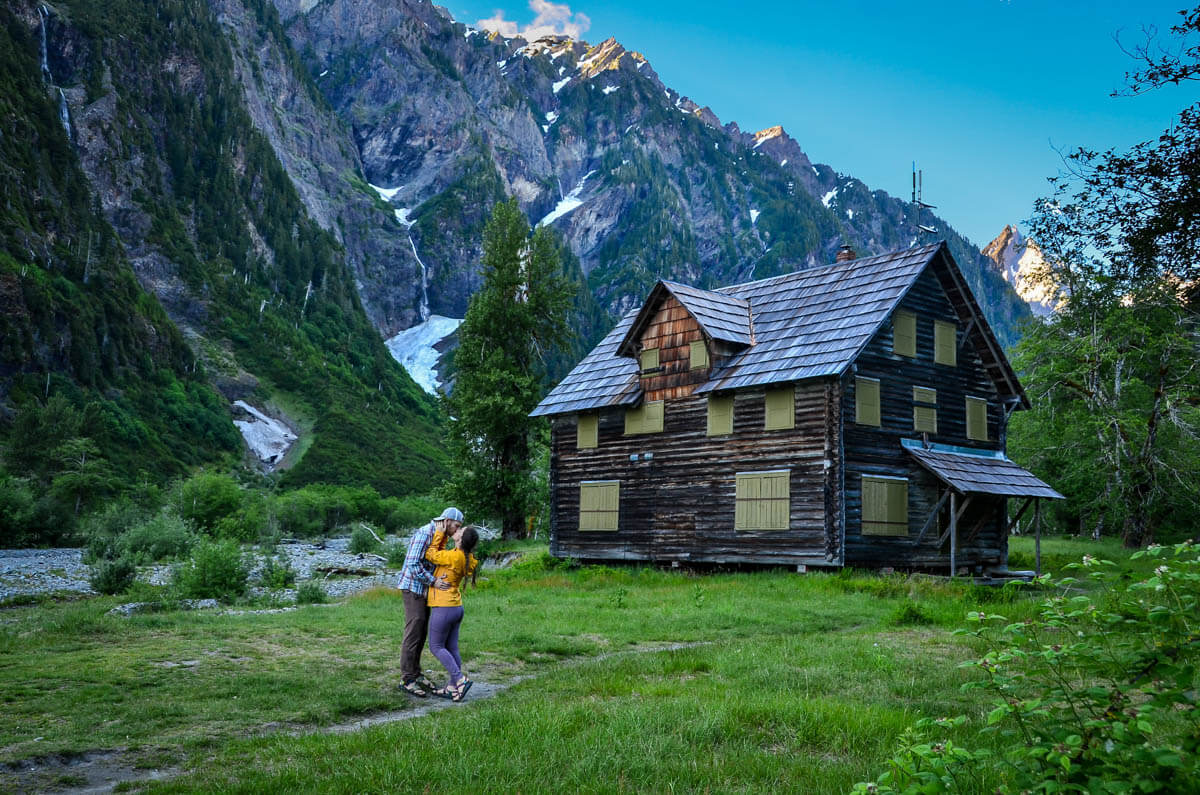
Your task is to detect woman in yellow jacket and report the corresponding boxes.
[424,524,479,701]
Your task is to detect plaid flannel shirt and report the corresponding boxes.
[396,521,438,595]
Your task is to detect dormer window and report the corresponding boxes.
[639,348,659,374]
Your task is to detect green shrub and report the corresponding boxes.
[259,554,296,589]
[119,511,196,563]
[296,581,327,604]
[173,539,249,600]
[90,557,137,595]
[272,485,389,538]
[381,494,442,534]
[385,539,408,567]
[213,491,269,541]
[886,602,933,626]
[180,473,244,532]
[857,542,1200,794]
[348,524,381,554]
[80,500,149,562]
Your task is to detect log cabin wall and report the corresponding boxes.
[637,296,710,401]
[841,266,1008,571]
[550,380,840,566]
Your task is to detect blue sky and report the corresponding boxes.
[450,0,1193,249]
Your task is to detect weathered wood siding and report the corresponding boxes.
[550,380,840,566]
[842,267,1008,571]
[638,295,710,402]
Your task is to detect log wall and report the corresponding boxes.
[638,295,710,401]
[550,380,840,566]
[841,267,1008,572]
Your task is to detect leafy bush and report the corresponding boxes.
[80,499,150,562]
[348,524,382,554]
[213,491,269,541]
[259,554,296,589]
[89,556,137,595]
[886,602,933,627]
[296,581,327,604]
[857,542,1200,793]
[119,511,196,563]
[385,539,408,568]
[381,494,442,534]
[180,472,244,533]
[173,539,249,600]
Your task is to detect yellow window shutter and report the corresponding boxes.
[689,340,709,369]
[707,394,734,436]
[967,397,989,441]
[912,386,937,404]
[914,405,938,434]
[934,320,957,366]
[624,405,642,435]
[863,476,908,536]
[640,348,659,373]
[644,400,664,433]
[764,386,795,430]
[735,471,789,531]
[893,311,916,357]
[856,377,880,426]
[577,414,598,449]
[580,481,619,531]
[734,474,755,530]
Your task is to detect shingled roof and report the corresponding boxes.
[531,241,1024,417]
[903,441,1064,499]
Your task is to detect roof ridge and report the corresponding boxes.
[715,242,943,294]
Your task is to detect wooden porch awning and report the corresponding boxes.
[902,440,1064,499]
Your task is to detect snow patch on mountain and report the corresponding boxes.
[821,188,838,207]
[602,85,618,94]
[538,170,597,227]
[552,76,571,92]
[749,209,760,224]
[232,401,297,469]
[369,183,403,201]
[983,225,1055,316]
[385,315,463,395]
[394,208,415,228]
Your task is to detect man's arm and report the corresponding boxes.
[403,525,437,586]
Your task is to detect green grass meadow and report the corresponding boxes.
[0,537,1141,793]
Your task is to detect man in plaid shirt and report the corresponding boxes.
[398,507,462,695]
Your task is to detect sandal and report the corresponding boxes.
[451,677,473,702]
[416,673,439,691]
[430,684,453,699]
[400,679,427,697]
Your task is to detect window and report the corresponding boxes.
[707,394,734,436]
[966,397,989,441]
[689,340,709,370]
[640,347,659,374]
[735,470,790,531]
[576,414,597,449]
[624,400,664,434]
[862,476,908,536]
[764,386,795,430]
[934,320,957,366]
[580,481,619,531]
[913,386,937,433]
[893,311,916,357]
[856,377,880,427]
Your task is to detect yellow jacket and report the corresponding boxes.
[424,530,478,607]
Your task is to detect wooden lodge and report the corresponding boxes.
[530,242,1062,574]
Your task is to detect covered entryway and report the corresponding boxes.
[903,440,1064,576]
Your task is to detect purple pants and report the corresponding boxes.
[428,605,465,682]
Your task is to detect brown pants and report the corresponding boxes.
[401,589,431,681]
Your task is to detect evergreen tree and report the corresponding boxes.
[445,199,574,538]
[1010,7,1200,547]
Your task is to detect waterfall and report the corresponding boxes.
[38,5,51,82]
[57,88,71,140]
[407,235,431,321]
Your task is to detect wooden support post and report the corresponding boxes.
[1004,497,1034,535]
[915,489,952,543]
[950,491,958,578]
[1034,498,1042,577]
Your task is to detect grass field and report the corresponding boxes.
[0,536,1142,793]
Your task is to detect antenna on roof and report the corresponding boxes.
[911,162,938,241]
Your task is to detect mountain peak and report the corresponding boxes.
[753,125,786,144]
[984,225,1055,316]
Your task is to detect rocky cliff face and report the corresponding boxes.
[983,225,1055,316]
[269,0,1034,348]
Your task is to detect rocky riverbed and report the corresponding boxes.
[1,537,395,604]
[1,528,507,605]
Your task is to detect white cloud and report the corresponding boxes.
[478,0,591,40]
